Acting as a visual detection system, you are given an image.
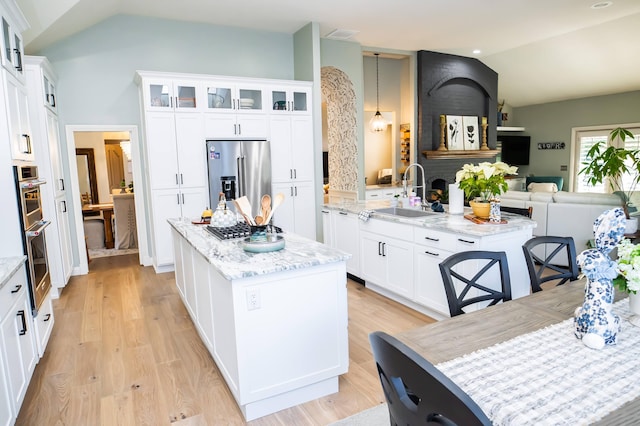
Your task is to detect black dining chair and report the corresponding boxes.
[522,236,579,293]
[439,251,512,317]
[369,331,491,426]
[501,206,533,218]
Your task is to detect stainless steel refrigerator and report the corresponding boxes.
[206,139,271,216]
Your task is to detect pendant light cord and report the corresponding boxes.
[375,53,380,111]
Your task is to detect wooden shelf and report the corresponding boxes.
[422,149,499,159]
[497,126,525,132]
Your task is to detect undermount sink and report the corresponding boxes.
[374,207,435,218]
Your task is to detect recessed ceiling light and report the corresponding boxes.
[472,49,481,55]
[591,1,613,9]
[325,29,360,40]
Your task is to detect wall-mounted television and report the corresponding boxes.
[499,135,531,166]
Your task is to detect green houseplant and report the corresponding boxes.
[579,127,639,219]
[456,161,518,218]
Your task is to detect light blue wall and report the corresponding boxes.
[513,90,640,187]
[36,14,295,128]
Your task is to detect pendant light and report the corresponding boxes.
[369,53,387,132]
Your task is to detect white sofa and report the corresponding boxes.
[501,190,623,251]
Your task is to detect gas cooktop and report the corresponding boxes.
[205,223,282,240]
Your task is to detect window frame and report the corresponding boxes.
[570,123,640,193]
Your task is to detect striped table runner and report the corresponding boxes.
[436,298,640,425]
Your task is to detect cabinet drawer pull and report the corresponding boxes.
[424,250,440,257]
[17,310,27,335]
[339,211,347,216]
[11,284,22,293]
[14,48,22,71]
[321,210,329,214]
[50,93,56,107]
[458,238,475,244]
[382,242,386,257]
[378,241,382,256]
[43,313,51,322]
[61,200,67,213]
[59,178,65,190]
[424,236,440,242]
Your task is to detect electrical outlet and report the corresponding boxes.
[246,288,260,310]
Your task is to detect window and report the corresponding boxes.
[572,125,640,193]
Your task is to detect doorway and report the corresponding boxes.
[65,125,149,275]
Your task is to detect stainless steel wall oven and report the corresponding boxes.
[13,165,51,316]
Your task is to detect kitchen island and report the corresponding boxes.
[322,200,537,319]
[168,219,350,421]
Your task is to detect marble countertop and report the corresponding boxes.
[0,256,27,291]
[322,200,537,237]
[168,219,351,281]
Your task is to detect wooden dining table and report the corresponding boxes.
[395,281,639,424]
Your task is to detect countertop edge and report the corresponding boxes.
[0,256,27,290]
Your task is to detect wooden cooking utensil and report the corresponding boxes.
[261,194,271,222]
[255,216,264,225]
[264,192,284,225]
[233,199,255,225]
[235,196,255,225]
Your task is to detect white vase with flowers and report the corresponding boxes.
[615,238,640,326]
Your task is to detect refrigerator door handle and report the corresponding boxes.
[237,156,247,197]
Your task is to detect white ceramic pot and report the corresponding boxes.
[629,292,640,327]
[625,218,638,234]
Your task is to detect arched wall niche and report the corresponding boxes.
[321,66,358,193]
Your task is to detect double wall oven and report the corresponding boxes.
[13,165,51,316]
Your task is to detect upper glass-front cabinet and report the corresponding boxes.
[43,74,56,111]
[205,82,263,112]
[270,86,311,113]
[1,15,24,80]
[146,80,199,111]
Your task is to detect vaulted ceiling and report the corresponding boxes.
[16,0,640,107]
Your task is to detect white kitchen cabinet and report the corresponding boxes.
[4,70,33,161]
[365,186,403,200]
[203,111,267,139]
[0,345,10,426]
[268,84,311,114]
[359,220,414,299]
[141,77,201,112]
[270,114,314,183]
[151,187,208,270]
[272,181,316,240]
[0,1,26,82]
[0,263,37,422]
[25,57,73,291]
[203,79,265,112]
[332,210,360,276]
[33,291,54,357]
[321,209,333,247]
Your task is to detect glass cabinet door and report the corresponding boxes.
[206,84,233,110]
[43,75,56,109]
[175,83,197,110]
[270,88,309,112]
[148,83,172,109]
[237,87,262,111]
[2,18,11,69]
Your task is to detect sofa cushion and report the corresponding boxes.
[552,191,621,206]
[526,176,564,191]
[501,190,532,201]
[528,182,558,193]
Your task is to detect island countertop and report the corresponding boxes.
[322,200,536,237]
[0,256,27,291]
[168,218,351,281]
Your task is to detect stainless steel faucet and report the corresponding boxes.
[402,163,427,209]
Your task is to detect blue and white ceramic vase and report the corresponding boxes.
[489,198,501,223]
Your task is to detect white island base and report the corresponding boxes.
[170,223,349,421]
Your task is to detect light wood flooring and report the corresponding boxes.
[16,254,434,425]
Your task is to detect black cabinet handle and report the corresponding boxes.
[339,211,347,216]
[424,236,440,242]
[382,242,386,257]
[50,93,56,107]
[458,238,475,244]
[59,178,65,191]
[378,241,382,256]
[43,313,51,322]
[424,250,440,257]
[61,200,67,212]
[14,48,22,71]
[11,284,22,293]
[22,134,31,154]
[17,310,27,335]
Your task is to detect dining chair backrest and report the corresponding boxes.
[439,251,512,317]
[501,206,533,218]
[369,331,491,426]
[522,236,579,293]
